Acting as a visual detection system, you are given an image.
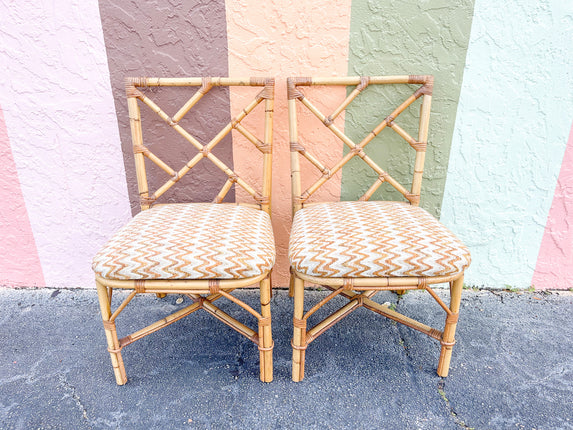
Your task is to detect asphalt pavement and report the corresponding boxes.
[0,287,571,429]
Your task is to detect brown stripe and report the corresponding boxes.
[98,0,234,214]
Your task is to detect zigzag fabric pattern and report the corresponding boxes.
[289,201,470,278]
[93,204,275,280]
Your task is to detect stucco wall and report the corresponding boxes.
[343,0,475,218]
[440,0,573,288]
[0,0,571,290]
[99,0,235,213]
[0,0,131,288]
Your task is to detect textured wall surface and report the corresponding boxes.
[1,0,572,289]
[343,0,475,218]
[0,107,44,287]
[0,0,131,287]
[226,0,352,285]
[441,0,573,288]
[533,123,573,289]
[99,0,234,213]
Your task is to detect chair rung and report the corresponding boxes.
[362,297,442,340]
[119,301,203,347]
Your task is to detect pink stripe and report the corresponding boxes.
[0,1,131,287]
[0,107,45,287]
[532,122,573,290]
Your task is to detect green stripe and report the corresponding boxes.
[343,0,475,217]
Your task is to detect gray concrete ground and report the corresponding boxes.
[0,287,571,429]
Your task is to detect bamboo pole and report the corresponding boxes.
[328,80,367,121]
[305,299,361,342]
[303,287,344,321]
[411,93,432,205]
[259,276,273,382]
[235,124,269,153]
[202,300,258,341]
[95,273,267,291]
[261,91,274,215]
[293,76,431,86]
[214,178,235,203]
[288,98,303,214]
[132,77,268,87]
[388,121,418,147]
[172,82,211,122]
[127,97,150,211]
[137,90,264,205]
[96,280,127,385]
[292,79,431,205]
[218,290,263,320]
[299,150,330,176]
[120,301,203,346]
[293,272,456,288]
[362,298,442,340]
[437,275,463,377]
[137,94,202,151]
[143,150,177,177]
[322,285,378,301]
[109,290,137,322]
[291,276,306,382]
[359,176,385,201]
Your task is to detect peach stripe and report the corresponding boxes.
[532,122,573,290]
[0,106,45,287]
[226,0,352,285]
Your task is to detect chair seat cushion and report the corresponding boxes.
[289,201,470,279]
[93,203,275,280]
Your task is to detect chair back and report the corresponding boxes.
[287,76,433,214]
[126,77,274,214]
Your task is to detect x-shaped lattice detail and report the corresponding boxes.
[288,76,433,206]
[127,78,274,209]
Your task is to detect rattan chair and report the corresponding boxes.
[287,76,471,381]
[92,77,275,384]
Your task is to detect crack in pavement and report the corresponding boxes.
[230,337,250,380]
[394,295,425,391]
[437,379,474,429]
[57,374,91,428]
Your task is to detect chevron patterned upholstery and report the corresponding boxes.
[93,203,275,280]
[289,201,470,278]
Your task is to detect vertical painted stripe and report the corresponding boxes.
[441,0,573,288]
[226,0,352,285]
[532,122,573,290]
[0,1,131,287]
[343,1,475,218]
[0,107,45,287]
[99,0,234,213]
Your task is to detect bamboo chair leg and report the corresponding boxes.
[156,293,167,299]
[288,272,295,297]
[292,276,306,382]
[259,276,273,382]
[395,289,406,295]
[437,275,464,377]
[96,280,128,385]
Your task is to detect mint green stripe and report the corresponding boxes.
[343,0,475,217]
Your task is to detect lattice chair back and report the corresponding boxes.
[126,77,274,214]
[287,76,433,214]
